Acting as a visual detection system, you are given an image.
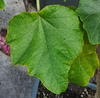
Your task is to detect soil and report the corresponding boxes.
[37,82,96,98]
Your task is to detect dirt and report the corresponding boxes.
[37,82,96,98]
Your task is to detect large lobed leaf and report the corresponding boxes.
[6,5,83,94]
[68,31,99,86]
[0,0,5,9]
[76,0,100,44]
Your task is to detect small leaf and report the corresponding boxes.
[0,0,5,10]
[76,0,100,44]
[6,5,83,94]
[68,31,99,86]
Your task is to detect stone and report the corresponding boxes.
[0,51,36,98]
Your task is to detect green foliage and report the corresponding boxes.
[6,5,83,94]
[68,31,99,86]
[76,0,100,44]
[0,0,5,9]
[6,0,100,95]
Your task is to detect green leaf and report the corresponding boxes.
[6,5,83,94]
[82,31,97,55]
[68,31,99,86]
[76,0,100,44]
[68,6,77,11]
[0,0,5,9]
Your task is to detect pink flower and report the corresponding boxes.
[0,29,10,56]
[1,44,10,56]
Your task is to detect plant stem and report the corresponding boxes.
[36,0,40,12]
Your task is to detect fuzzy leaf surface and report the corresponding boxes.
[68,32,99,86]
[0,0,5,9]
[76,0,100,44]
[6,5,83,94]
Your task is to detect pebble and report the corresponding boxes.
[82,92,84,94]
[38,92,40,95]
[84,88,87,92]
[81,95,83,97]
[86,91,88,95]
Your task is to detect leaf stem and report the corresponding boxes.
[36,0,40,12]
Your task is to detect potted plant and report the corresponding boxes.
[1,0,100,98]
